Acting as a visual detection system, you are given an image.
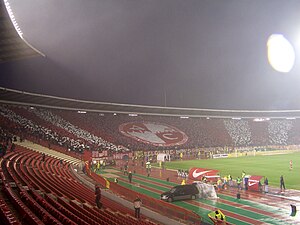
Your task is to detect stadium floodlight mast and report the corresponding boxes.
[267,34,296,73]
[4,0,23,38]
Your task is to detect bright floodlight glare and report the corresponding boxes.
[267,34,295,73]
[4,0,23,38]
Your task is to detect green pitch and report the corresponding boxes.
[164,152,300,190]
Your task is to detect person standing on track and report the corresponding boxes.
[217,178,222,191]
[133,196,142,219]
[128,171,133,183]
[146,161,151,177]
[241,171,246,189]
[264,177,269,193]
[280,175,285,192]
[228,174,232,187]
[236,177,242,190]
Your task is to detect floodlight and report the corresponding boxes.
[267,34,295,73]
[4,0,23,38]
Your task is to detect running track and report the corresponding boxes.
[103,168,300,224]
[99,164,300,225]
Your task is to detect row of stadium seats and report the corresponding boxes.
[0,146,156,225]
[0,197,20,225]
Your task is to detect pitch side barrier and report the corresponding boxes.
[88,170,201,224]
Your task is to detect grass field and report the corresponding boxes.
[164,152,300,190]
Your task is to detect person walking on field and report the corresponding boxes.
[290,160,293,171]
[280,175,285,192]
[133,196,142,219]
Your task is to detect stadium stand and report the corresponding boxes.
[2,102,300,224]
[40,107,300,149]
[0,145,158,225]
[56,110,232,150]
[2,103,300,153]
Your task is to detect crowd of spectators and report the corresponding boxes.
[55,110,155,150]
[2,104,300,153]
[248,121,269,146]
[0,105,87,153]
[54,111,233,150]
[268,120,292,145]
[224,119,252,146]
[287,120,300,145]
[32,108,127,152]
[43,110,300,150]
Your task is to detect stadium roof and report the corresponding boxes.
[1,86,300,119]
[0,0,44,63]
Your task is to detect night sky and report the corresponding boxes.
[1,0,300,110]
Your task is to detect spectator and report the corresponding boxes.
[95,185,102,209]
[10,143,15,152]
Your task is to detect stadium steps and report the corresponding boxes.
[15,140,81,166]
[70,167,186,225]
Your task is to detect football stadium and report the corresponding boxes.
[1,1,300,225]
